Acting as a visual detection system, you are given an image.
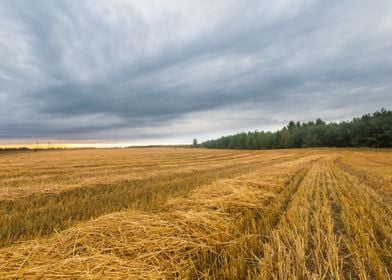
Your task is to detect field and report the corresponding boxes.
[0,148,391,279]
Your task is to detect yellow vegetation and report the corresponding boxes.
[0,148,391,279]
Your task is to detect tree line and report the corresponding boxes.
[202,109,392,149]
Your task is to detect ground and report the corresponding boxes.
[0,148,391,279]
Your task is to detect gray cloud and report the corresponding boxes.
[1,0,392,144]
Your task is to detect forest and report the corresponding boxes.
[202,109,392,149]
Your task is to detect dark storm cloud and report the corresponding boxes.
[1,0,392,143]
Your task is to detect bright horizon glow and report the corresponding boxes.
[0,142,192,149]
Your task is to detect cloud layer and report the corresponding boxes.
[1,0,391,144]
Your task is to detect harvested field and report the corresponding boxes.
[0,148,391,279]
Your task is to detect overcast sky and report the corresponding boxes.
[1,0,391,145]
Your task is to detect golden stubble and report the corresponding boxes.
[0,148,391,279]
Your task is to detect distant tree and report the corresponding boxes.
[193,138,198,146]
[316,118,326,126]
[287,121,296,132]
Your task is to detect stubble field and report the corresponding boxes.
[0,148,391,279]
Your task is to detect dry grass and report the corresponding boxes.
[0,148,391,279]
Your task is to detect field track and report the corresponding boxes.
[0,148,391,279]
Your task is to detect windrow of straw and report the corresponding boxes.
[0,210,235,279]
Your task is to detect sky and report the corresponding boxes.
[1,0,392,146]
